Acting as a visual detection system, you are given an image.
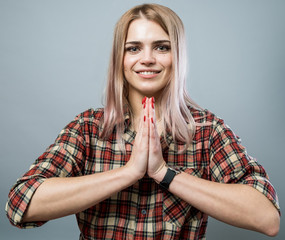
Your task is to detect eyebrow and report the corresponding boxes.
[125,40,171,45]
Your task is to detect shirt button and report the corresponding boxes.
[141,209,147,215]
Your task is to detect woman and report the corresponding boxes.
[6,3,280,239]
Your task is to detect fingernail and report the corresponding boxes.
[144,116,146,122]
[152,102,154,109]
[151,118,153,124]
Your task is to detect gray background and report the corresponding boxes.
[0,0,284,239]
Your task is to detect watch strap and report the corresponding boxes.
[159,167,179,190]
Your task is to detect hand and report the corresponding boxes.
[146,97,167,181]
[125,97,166,181]
[125,97,149,180]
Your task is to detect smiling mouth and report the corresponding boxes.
[136,71,161,75]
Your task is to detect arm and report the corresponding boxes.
[147,102,280,237]
[8,108,149,226]
[152,167,280,237]
[22,165,138,222]
[22,107,150,223]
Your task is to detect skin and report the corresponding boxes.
[123,18,172,129]
[22,19,280,236]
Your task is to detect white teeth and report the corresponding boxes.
[138,71,158,75]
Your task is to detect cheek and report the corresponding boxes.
[167,55,172,67]
[160,55,172,69]
[123,55,136,71]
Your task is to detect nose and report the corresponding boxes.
[139,48,155,65]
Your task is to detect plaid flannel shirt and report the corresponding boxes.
[6,107,280,240]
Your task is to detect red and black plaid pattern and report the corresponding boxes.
[6,108,280,239]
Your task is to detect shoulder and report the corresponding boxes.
[190,107,242,147]
[188,106,223,126]
[64,108,105,135]
[74,108,104,124]
[188,106,236,140]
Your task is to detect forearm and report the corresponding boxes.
[22,166,138,223]
[153,168,280,236]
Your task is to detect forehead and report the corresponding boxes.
[125,18,169,42]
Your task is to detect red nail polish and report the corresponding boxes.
[152,102,154,109]
[151,118,153,124]
[143,103,146,109]
[144,116,146,122]
[142,96,146,104]
[151,97,155,103]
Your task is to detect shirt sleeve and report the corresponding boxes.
[5,111,90,228]
[208,118,280,214]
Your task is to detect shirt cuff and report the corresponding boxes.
[6,177,48,228]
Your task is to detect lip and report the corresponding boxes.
[135,69,161,79]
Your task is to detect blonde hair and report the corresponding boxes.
[101,3,201,152]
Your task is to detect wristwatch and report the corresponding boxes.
[159,166,181,190]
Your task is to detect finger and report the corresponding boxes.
[142,97,149,140]
[149,97,159,142]
[139,96,146,131]
[149,96,155,123]
[135,97,147,142]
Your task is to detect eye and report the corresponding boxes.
[155,45,171,52]
[125,46,140,53]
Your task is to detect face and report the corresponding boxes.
[123,18,172,99]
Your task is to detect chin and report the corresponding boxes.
[140,88,164,97]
